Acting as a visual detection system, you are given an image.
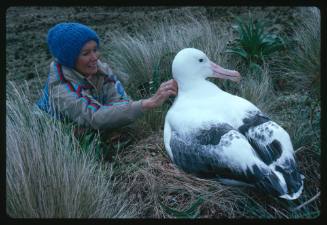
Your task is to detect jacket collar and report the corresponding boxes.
[57,59,113,86]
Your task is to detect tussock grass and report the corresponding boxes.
[286,7,320,95]
[107,9,232,85]
[237,64,275,113]
[270,7,320,95]
[6,81,139,218]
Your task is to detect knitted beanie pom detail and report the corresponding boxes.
[47,23,99,68]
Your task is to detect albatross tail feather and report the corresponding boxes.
[255,167,304,200]
[275,165,304,200]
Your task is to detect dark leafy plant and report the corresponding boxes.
[159,196,205,218]
[226,16,285,68]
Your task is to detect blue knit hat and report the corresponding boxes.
[47,22,100,68]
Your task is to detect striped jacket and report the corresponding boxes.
[36,60,144,130]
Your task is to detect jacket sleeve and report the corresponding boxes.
[49,79,144,130]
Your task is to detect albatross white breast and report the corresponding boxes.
[164,48,304,200]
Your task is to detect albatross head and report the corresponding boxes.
[172,48,241,85]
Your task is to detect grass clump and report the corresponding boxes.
[236,64,275,113]
[269,7,320,94]
[6,81,139,218]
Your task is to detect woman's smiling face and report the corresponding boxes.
[75,40,99,77]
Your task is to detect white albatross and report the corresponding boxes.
[164,48,304,200]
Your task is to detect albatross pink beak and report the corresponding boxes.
[210,61,241,83]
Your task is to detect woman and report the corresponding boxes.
[36,22,177,136]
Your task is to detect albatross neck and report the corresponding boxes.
[175,77,223,97]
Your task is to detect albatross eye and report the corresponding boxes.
[199,58,204,62]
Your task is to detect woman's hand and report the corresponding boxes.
[142,79,178,110]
